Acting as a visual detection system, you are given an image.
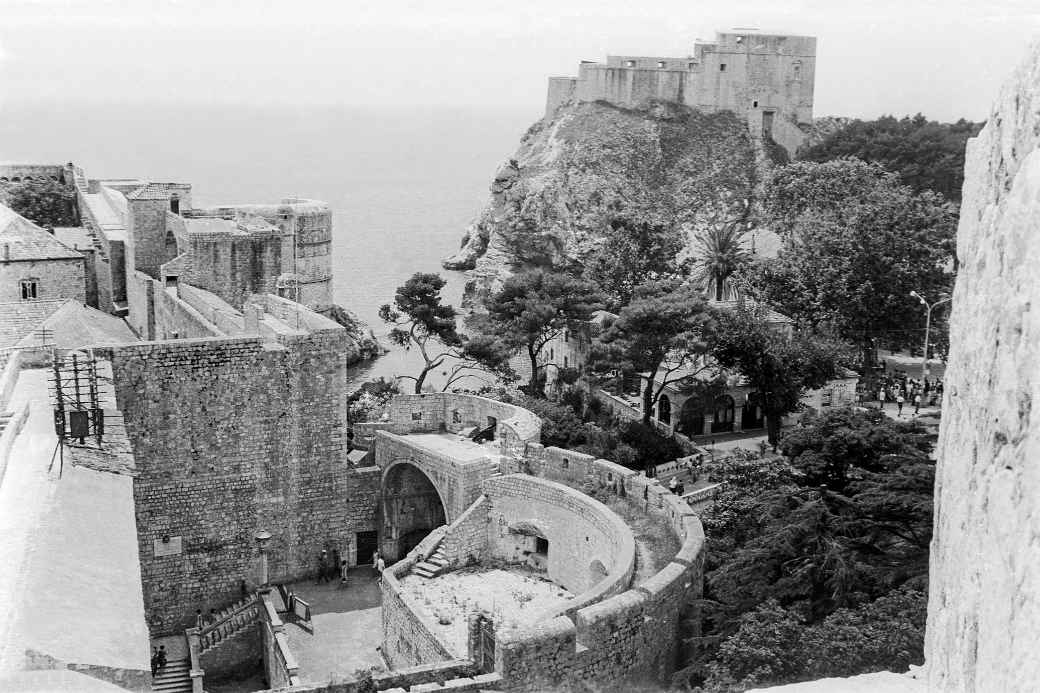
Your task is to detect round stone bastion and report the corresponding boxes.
[377,393,705,693]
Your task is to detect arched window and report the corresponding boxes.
[712,394,736,433]
[170,194,180,214]
[741,392,764,430]
[657,395,672,425]
[677,398,705,437]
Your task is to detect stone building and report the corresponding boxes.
[547,30,817,157]
[0,202,85,304]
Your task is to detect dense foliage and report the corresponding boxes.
[686,410,935,691]
[752,160,957,366]
[799,114,983,202]
[478,269,603,396]
[0,177,78,228]
[707,305,845,445]
[583,217,687,310]
[595,279,717,425]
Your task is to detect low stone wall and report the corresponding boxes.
[381,549,459,668]
[387,394,541,457]
[438,495,489,570]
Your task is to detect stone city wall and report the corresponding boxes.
[387,393,541,458]
[102,331,370,635]
[924,40,1040,692]
[0,163,68,182]
[126,271,155,339]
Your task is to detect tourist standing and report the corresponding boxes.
[896,393,905,417]
[914,393,922,415]
[151,647,159,677]
[156,645,167,673]
[195,609,204,630]
[316,550,329,584]
[878,387,887,409]
[372,550,380,569]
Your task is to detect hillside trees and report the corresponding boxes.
[594,280,718,426]
[799,114,983,202]
[752,160,957,368]
[583,217,687,310]
[687,410,935,690]
[380,273,513,393]
[477,269,603,396]
[0,177,78,228]
[706,305,844,446]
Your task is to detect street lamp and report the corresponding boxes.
[254,530,273,589]
[909,291,952,379]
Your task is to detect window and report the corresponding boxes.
[169,195,180,214]
[624,60,636,67]
[452,409,462,424]
[720,63,727,72]
[688,62,697,70]
[20,279,38,300]
[657,60,666,69]
[793,61,802,80]
[550,348,555,360]
[564,355,569,368]
[562,458,569,469]
[411,411,422,421]
[753,100,759,108]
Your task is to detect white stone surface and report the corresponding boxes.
[749,670,924,693]
[924,40,1040,692]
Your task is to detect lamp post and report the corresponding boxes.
[254,530,272,590]
[909,291,952,379]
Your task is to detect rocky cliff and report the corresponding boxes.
[443,101,756,305]
[925,41,1040,691]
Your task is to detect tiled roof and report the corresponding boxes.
[126,182,182,201]
[19,300,138,349]
[0,203,83,261]
[0,299,67,347]
[711,298,794,324]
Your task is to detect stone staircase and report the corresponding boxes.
[0,411,12,436]
[151,657,191,693]
[411,544,449,579]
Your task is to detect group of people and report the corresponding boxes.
[315,548,345,584]
[149,645,167,677]
[876,374,943,417]
[667,476,687,495]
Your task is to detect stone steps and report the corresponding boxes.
[151,658,191,693]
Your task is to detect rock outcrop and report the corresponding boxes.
[925,41,1040,691]
[443,101,756,305]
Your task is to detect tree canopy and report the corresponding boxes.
[799,114,983,202]
[583,217,687,310]
[380,272,513,393]
[478,269,603,396]
[0,177,78,228]
[686,411,935,690]
[595,279,717,427]
[707,304,843,445]
[752,160,957,365]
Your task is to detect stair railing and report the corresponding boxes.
[197,593,261,653]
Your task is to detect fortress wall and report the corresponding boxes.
[491,447,703,691]
[103,333,364,636]
[381,542,459,668]
[153,281,225,341]
[483,474,635,604]
[575,63,687,109]
[924,41,1040,692]
[0,163,67,182]
[545,76,578,116]
[127,271,155,339]
[387,393,541,457]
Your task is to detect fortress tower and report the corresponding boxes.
[546,30,817,157]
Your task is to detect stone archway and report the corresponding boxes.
[379,461,448,562]
[676,397,705,437]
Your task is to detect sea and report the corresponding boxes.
[0,102,538,390]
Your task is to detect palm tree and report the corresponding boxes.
[691,222,753,301]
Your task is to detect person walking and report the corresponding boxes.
[896,393,905,417]
[372,550,380,569]
[316,550,329,584]
[156,645,167,673]
[151,647,159,677]
[339,559,350,587]
[914,393,922,415]
[195,609,204,630]
[878,387,887,409]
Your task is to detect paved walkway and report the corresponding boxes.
[0,369,60,673]
[280,568,386,684]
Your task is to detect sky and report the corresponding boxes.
[1,0,1039,121]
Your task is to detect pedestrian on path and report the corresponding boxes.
[339,559,350,587]
[316,550,329,584]
[195,609,204,630]
[879,388,887,408]
[896,394,905,417]
[150,648,159,677]
[914,393,922,415]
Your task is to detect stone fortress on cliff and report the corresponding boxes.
[546,30,817,157]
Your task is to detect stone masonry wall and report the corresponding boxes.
[0,257,85,303]
[387,393,541,457]
[104,332,371,635]
[381,541,459,668]
[924,42,1040,692]
[438,495,490,570]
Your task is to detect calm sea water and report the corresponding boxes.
[0,102,537,389]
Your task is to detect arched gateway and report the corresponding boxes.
[379,461,448,561]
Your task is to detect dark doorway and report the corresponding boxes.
[712,395,736,433]
[677,397,705,437]
[741,392,764,430]
[657,395,672,425]
[380,463,447,561]
[356,530,378,566]
[762,110,776,137]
